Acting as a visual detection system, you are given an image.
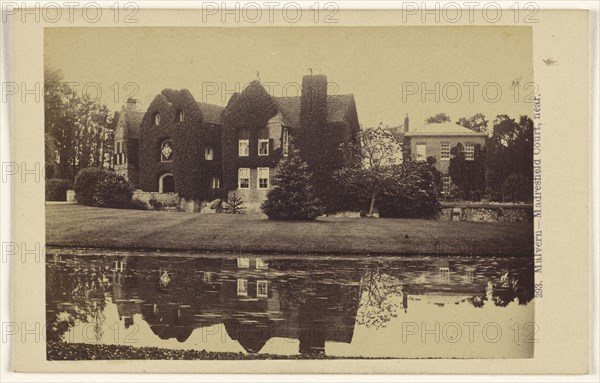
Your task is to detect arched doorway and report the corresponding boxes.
[159,173,175,193]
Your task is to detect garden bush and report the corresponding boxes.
[378,161,441,219]
[74,167,134,208]
[129,199,148,210]
[45,178,72,201]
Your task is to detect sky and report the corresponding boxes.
[45,26,533,129]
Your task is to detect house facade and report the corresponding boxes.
[115,74,360,210]
[404,122,487,194]
[113,98,145,188]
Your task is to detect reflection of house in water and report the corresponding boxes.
[109,256,362,355]
[402,260,487,308]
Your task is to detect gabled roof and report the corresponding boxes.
[405,122,487,137]
[273,94,356,128]
[272,97,300,127]
[124,111,145,139]
[197,102,224,125]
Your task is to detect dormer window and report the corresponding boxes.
[154,112,161,125]
[161,140,173,161]
[178,110,185,122]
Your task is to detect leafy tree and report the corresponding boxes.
[377,161,441,218]
[502,173,530,203]
[336,127,402,216]
[44,66,116,180]
[456,113,489,134]
[486,115,533,202]
[448,143,486,201]
[426,112,451,124]
[261,145,324,220]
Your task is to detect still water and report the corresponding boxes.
[46,250,534,359]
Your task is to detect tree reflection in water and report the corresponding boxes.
[356,263,404,329]
[46,252,534,358]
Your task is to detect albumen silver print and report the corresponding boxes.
[4,4,593,377]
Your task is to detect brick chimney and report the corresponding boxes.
[126,98,138,112]
[300,74,328,129]
[404,113,410,133]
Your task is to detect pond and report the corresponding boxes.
[46,250,535,359]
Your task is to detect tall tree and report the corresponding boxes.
[336,127,403,216]
[486,115,533,201]
[426,112,451,124]
[44,66,116,180]
[456,113,489,134]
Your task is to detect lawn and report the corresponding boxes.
[46,203,533,256]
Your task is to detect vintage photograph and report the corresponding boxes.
[44,26,535,360]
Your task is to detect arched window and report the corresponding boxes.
[154,112,161,125]
[178,110,185,122]
[161,140,173,162]
[159,173,175,193]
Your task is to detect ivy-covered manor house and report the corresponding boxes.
[113,74,361,210]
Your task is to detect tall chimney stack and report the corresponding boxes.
[126,98,138,112]
[301,74,328,127]
[404,113,410,133]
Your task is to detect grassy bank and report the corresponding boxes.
[46,204,533,256]
[46,341,349,360]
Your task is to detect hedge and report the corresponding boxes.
[74,167,133,208]
[45,178,73,201]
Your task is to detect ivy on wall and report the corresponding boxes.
[221,81,280,190]
[296,76,360,213]
[448,143,486,200]
[138,89,222,200]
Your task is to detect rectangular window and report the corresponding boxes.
[442,174,451,194]
[117,141,122,153]
[211,177,220,189]
[258,167,269,189]
[440,143,450,160]
[237,257,250,268]
[282,128,289,156]
[465,143,475,161]
[238,168,250,189]
[439,267,450,284]
[237,279,248,297]
[205,147,214,161]
[238,139,249,157]
[256,257,268,269]
[258,139,269,156]
[257,280,268,298]
[416,144,427,162]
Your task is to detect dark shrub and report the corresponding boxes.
[502,173,530,203]
[74,167,133,208]
[204,187,228,201]
[378,161,441,219]
[45,179,72,201]
[129,199,148,210]
[148,197,163,211]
